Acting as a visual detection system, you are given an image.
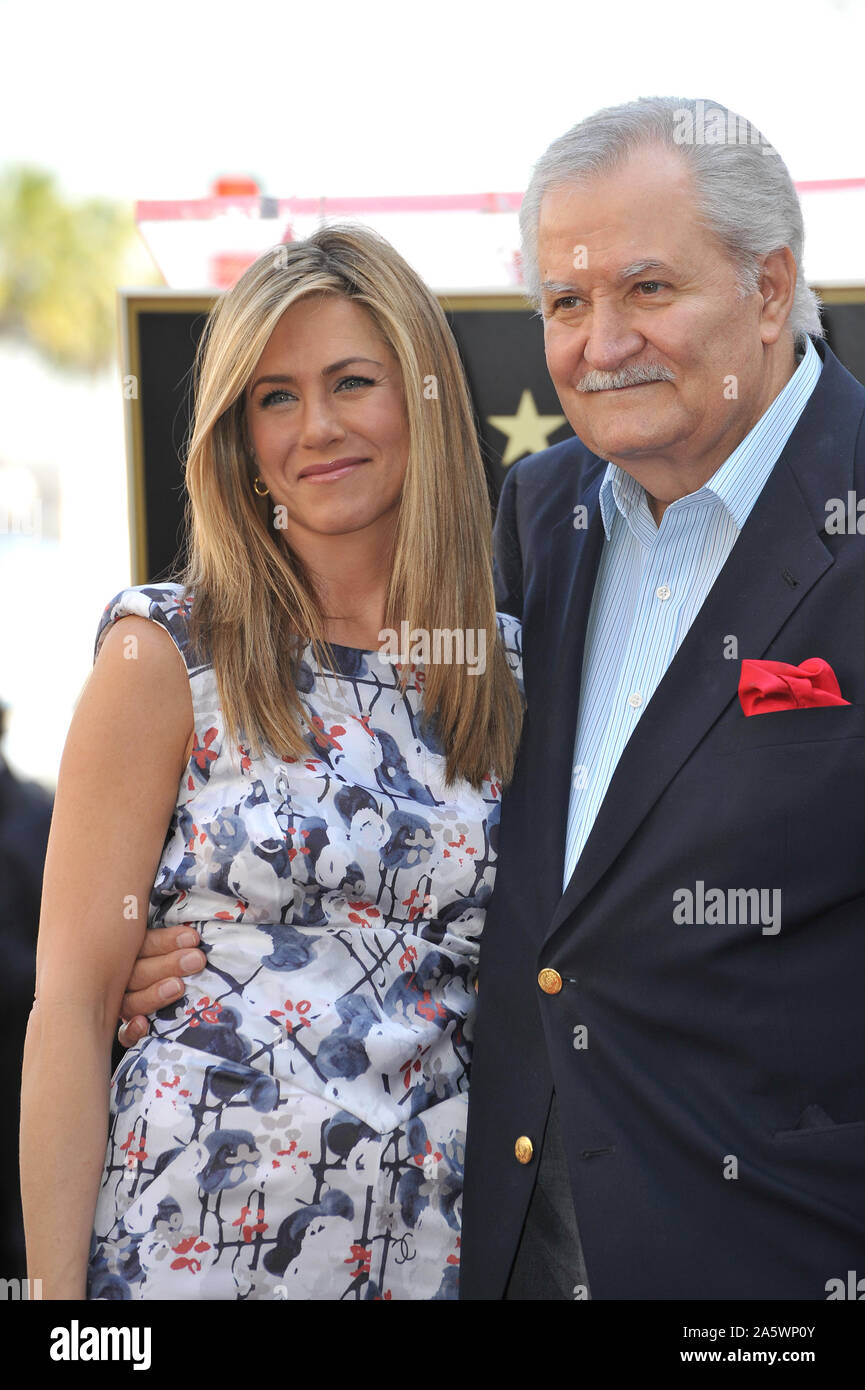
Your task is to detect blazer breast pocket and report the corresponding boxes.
[717,702,865,754]
[711,703,865,904]
[773,1116,865,1143]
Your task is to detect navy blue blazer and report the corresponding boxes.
[461,339,865,1300]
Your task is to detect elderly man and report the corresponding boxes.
[459,96,865,1300]
[116,97,865,1301]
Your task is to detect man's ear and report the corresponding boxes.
[758,246,796,345]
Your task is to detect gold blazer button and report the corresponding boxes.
[514,1135,534,1164]
[538,968,563,994]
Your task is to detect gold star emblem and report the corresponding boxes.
[487,389,567,466]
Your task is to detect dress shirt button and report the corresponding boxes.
[538,968,563,994]
[656,584,671,601]
[514,1136,534,1164]
[628,691,643,708]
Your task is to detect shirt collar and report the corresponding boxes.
[598,335,823,539]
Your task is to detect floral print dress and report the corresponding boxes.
[87,584,522,1301]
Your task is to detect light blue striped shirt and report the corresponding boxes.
[563,337,822,887]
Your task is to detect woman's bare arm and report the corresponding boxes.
[20,615,194,1298]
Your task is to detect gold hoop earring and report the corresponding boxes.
[253,476,269,497]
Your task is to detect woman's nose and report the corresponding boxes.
[298,393,346,449]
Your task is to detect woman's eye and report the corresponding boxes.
[336,375,375,390]
[259,376,375,407]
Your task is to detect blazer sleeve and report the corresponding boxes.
[492,463,524,619]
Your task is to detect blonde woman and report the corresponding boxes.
[21,226,522,1301]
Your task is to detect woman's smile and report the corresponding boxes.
[297,455,371,481]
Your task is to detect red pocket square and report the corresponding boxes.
[739,657,850,716]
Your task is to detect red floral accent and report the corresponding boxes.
[399,1042,430,1089]
[347,900,381,927]
[269,998,312,1033]
[187,821,203,851]
[185,996,223,1028]
[344,1244,372,1277]
[413,1139,443,1167]
[232,1204,267,1243]
[392,660,425,694]
[399,945,418,972]
[172,1234,211,1256]
[443,831,476,865]
[403,892,436,923]
[309,716,346,751]
[287,826,311,862]
[119,1131,147,1165]
[191,726,219,771]
[416,990,446,1022]
[214,899,248,921]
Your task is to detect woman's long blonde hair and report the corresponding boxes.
[180,223,523,788]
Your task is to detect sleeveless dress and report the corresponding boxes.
[87,584,522,1301]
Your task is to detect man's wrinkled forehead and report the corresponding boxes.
[535,150,720,284]
[538,142,696,224]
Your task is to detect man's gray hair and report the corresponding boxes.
[519,96,823,346]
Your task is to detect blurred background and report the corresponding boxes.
[1,0,863,1280]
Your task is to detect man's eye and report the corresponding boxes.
[635,281,664,295]
[552,296,583,312]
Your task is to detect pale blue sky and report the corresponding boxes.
[2,0,863,202]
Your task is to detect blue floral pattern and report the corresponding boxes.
[87,583,521,1300]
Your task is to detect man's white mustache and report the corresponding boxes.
[576,363,676,392]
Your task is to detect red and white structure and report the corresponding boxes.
[136,175,865,293]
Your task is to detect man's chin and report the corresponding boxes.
[566,398,679,455]
[573,431,676,464]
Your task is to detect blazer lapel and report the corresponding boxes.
[524,468,606,904]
